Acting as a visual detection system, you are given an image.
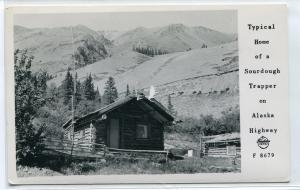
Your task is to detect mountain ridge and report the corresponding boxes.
[15,23,239,117]
[113,23,236,53]
[14,24,112,74]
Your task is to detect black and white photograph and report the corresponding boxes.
[13,9,240,177]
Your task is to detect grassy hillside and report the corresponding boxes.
[16,24,239,118]
[114,24,236,53]
[14,25,112,73]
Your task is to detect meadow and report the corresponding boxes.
[17,156,241,177]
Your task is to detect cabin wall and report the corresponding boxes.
[63,125,73,140]
[120,116,164,150]
[63,122,96,146]
[204,140,241,157]
[105,102,165,150]
[63,99,168,151]
[205,146,241,157]
[74,127,91,145]
[64,115,164,150]
[94,121,107,145]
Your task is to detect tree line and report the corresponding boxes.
[132,45,168,57]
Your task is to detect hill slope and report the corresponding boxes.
[15,24,239,118]
[49,41,238,118]
[113,24,236,53]
[14,25,112,74]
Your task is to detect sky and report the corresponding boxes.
[14,10,237,34]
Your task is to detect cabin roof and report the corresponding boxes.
[204,132,240,143]
[63,95,174,129]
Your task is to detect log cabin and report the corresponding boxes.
[62,94,174,151]
[202,132,241,157]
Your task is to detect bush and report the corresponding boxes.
[72,162,96,174]
[166,106,240,136]
[163,158,203,173]
[15,49,46,166]
[16,126,45,166]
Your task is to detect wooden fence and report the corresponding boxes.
[43,138,107,159]
[204,147,241,157]
[108,147,168,162]
[43,138,168,161]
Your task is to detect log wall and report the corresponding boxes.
[116,102,164,150]
[119,116,163,150]
[95,121,107,145]
[205,147,241,157]
[63,100,165,151]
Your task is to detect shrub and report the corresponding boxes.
[166,106,240,136]
[161,158,204,173]
[66,162,99,175]
[15,49,46,166]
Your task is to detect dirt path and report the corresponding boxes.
[148,54,182,81]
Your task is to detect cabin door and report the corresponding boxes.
[109,119,119,148]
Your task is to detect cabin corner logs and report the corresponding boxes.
[57,95,241,160]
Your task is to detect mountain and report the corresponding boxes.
[14,23,235,74]
[15,23,238,118]
[14,25,112,74]
[97,30,125,41]
[113,24,236,53]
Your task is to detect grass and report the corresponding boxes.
[165,132,199,149]
[17,165,63,177]
[16,156,241,177]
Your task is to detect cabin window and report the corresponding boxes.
[136,124,149,139]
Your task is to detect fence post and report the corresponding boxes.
[165,150,169,163]
[199,133,203,158]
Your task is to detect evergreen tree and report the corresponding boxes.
[167,94,177,117]
[74,72,82,104]
[133,45,168,57]
[158,49,162,55]
[46,83,59,105]
[150,48,154,57]
[61,67,74,105]
[83,73,96,100]
[103,76,118,105]
[126,84,130,96]
[35,71,48,95]
[141,47,145,55]
[95,87,101,104]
